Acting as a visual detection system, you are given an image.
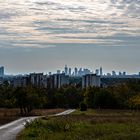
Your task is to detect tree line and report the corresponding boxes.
[0,79,140,115]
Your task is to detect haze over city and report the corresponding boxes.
[0,0,140,74]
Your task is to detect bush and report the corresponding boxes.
[79,102,87,111]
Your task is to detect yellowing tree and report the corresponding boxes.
[129,95,140,109]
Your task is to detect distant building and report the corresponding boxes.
[107,73,111,76]
[69,68,71,76]
[0,66,4,77]
[123,71,126,76]
[82,74,100,88]
[83,69,91,75]
[112,71,116,76]
[78,68,83,76]
[49,72,52,75]
[48,74,69,89]
[74,67,78,76]
[64,65,68,75]
[119,72,122,76]
[11,75,29,87]
[100,67,103,76]
[57,70,61,74]
[29,73,44,87]
[95,69,99,75]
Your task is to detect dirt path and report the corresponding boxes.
[0,109,75,140]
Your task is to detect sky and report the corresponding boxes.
[0,0,140,74]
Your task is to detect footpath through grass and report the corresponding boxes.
[0,108,65,126]
[17,109,140,140]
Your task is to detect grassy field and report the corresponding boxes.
[17,109,140,140]
[0,108,65,126]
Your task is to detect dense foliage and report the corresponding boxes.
[0,79,140,115]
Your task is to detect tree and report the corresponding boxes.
[14,86,41,116]
[129,95,140,110]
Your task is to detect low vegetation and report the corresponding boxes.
[17,109,140,140]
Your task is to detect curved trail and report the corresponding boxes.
[0,109,75,140]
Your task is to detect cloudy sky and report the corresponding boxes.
[0,0,140,74]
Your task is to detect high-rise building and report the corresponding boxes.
[78,68,83,76]
[83,69,91,75]
[49,74,69,89]
[69,68,71,76]
[119,72,122,76]
[49,72,52,75]
[12,75,29,87]
[64,65,68,75]
[100,67,103,76]
[123,71,126,76]
[112,71,116,76]
[0,66,4,77]
[95,69,99,75]
[29,73,44,87]
[82,74,100,88]
[74,67,78,76]
[57,70,61,74]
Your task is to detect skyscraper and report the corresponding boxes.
[64,65,68,75]
[69,68,71,76]
[57,70,61,74]
[74,67,78,76]
[0,66,4,77]
[112,71,116,76]
[95,69,99,75]
[100,67,103,76]
[123,71,126,76]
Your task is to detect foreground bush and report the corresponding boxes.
[79,102,87,111]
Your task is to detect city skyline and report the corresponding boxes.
[0,0,140,74]
[1,65,140,76]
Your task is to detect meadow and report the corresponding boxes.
[17,109,140,140]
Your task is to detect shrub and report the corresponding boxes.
[79,102,87,111]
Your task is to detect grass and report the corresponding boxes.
[0,108,65,126]
[0,108,20,125]
[17,109,140,140]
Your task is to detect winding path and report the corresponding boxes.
[0,109,75,140]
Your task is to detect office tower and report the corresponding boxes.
[95,69,99,75]
[82,74,100,88]
[78,68,82,76]
[69,68,71,76]
[123,71,126,76]
[100,67,103,76]
[83,69,91,75]
[74,67,78,76]
[64,65,68,75]
[0,66,4,77]
[57,70,61,74]
[112,71,116,76]
[107,73,111,76]
[119,72,122,76]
